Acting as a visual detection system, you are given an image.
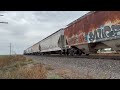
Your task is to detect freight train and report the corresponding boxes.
[24,11,120,56]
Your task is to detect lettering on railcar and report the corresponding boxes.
[87,25,120,43]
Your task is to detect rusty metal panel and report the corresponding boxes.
[64,11,120,46]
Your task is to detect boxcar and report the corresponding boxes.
[64,11,120,55]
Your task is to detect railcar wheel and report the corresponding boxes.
[78,50,82,56]
[69,49,74,56]
[41,53,44,55]
[66,49,69,56]
[59,51,62,55]
[86,54,89,56]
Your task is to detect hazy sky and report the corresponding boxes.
[0,11,89,55]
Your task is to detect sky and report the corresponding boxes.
[0,11,89,55]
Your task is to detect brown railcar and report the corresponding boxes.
[64,11,120,55]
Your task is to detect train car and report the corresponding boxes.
[24,28,66,55]
[24,49,28,55]
[39,28,66,55]
[31,42,40,55]
[25,47,32,55]
[23,50,26,55]
[64,11,120,55]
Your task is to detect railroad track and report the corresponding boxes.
[26,53,120,60]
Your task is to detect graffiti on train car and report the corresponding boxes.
[67,32,87,45]
[87,24,120,43]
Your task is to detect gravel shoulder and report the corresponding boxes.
[25,55,120,79]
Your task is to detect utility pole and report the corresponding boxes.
[10,43,11,56]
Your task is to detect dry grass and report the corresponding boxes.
[0,55,47,79]
[0,55,26,68]
[0,64,47,79]
[18,64,47,79]
[0,55,94,79]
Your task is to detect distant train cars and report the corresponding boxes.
[24,11,120,56]
[24,29,66,55]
